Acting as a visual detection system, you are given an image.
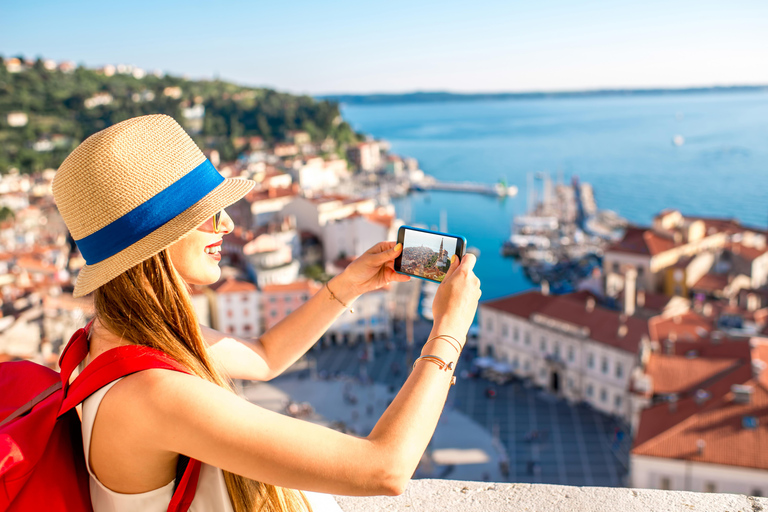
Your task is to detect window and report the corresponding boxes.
[704,482,716,493]
[270,310,277,317]
[486,318,493,331]
[228,326,235,333]
[244,324,251,332]
[614,395,622,409]
[512,357,519,369]
[586,384,594,397]
[600,388,607,402]
[554,342,561,358]
[524,361,530,371]
[269,297,277,303]
[660,477,671,490]
[227,310,233,318]
[568,346,575,362]
[587,353,594,369]
[284,296,292,303]
[612,262,620,273]
[524,332,531,345]
[540,337,547,352]
[752,489,763,497]
[302,294,309,301]
[568,378,574,389]
[242,294,249,302]
[513,327,519,341]
[286,309,292,315]
[502,324,509,337]
[601,357,609,374]
[616,363,624,379]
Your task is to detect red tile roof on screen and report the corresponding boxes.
[606,226,677,257]
[483,291,648,353]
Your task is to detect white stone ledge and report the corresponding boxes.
[334,479,768,512]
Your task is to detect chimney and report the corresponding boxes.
[753,360,767,380]
[637,289,646,308]
[541,280,550,296]
[696,439,706,456]
[617,324,628,338]
[732,384,753,404]
[668,394,678,413]
[586,297,595,312]
[624,267,637,316]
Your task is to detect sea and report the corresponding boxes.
[341,91,768,301]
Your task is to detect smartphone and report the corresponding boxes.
[394,225,467,283]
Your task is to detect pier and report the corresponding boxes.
[412,181,518,197]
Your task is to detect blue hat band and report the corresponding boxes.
[75,159,225,265]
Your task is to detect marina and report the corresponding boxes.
[502,172,627,293]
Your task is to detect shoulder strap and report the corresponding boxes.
[57,322,203,512]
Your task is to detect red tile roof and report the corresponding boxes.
[483,291,648,353]
[209,277,257,293]
[649,311,714,343]
[606,226,677,257]
[632,363,768,470]
[261,279,322,294]
[728,242,768,262]
[644,354,741,395]
[691,273,729,293]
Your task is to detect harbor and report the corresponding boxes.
[502,172,627,293]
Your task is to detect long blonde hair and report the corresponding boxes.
[93,250,311,512]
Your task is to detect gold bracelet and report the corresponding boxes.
[425,334,462,353]
[412,355,457,385]
[326,282,354,313]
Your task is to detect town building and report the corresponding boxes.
[478,290,649,421]
[207,277,261,338]
[261,279,322,331]
[347,141,381,172]
[322,206,399,265]
[630,339,768,495]
[281,195,376,239]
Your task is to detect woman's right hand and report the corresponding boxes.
[431,253,481,345]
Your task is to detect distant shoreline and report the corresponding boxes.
[320,85,768,106]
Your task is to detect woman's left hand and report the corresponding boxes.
[329,241,411,303]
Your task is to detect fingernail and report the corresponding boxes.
[395,243,402,252]
[451,255,457,264]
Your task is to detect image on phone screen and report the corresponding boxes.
[400,229,458,283]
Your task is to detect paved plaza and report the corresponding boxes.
[252,320,631,487]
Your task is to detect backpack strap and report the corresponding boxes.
[57,323,203,512]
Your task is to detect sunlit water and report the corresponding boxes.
[341,92,768,300]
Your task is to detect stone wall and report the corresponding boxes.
[335,479,768,512]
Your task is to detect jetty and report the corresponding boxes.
[412,180,517,197]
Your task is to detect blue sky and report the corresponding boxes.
[2,0,766,94]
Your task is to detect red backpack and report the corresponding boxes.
[0,322,202,511]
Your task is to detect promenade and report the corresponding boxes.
[245,320,630,486]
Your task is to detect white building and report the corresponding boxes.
[207,278,261,338]
[322,206,400,264]
[479,291,649,422]
[288,156,348,193]
[281,195,376,239]
[325,289,391,345]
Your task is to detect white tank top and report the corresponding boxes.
[81,379,342,512]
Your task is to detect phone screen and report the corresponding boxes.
[395,226,465,283]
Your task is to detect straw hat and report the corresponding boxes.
[53,114,255,297]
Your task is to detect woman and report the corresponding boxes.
[53,114,481,511]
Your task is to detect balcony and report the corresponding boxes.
[335,479,767,511]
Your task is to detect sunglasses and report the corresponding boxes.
[212,210,222,233]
